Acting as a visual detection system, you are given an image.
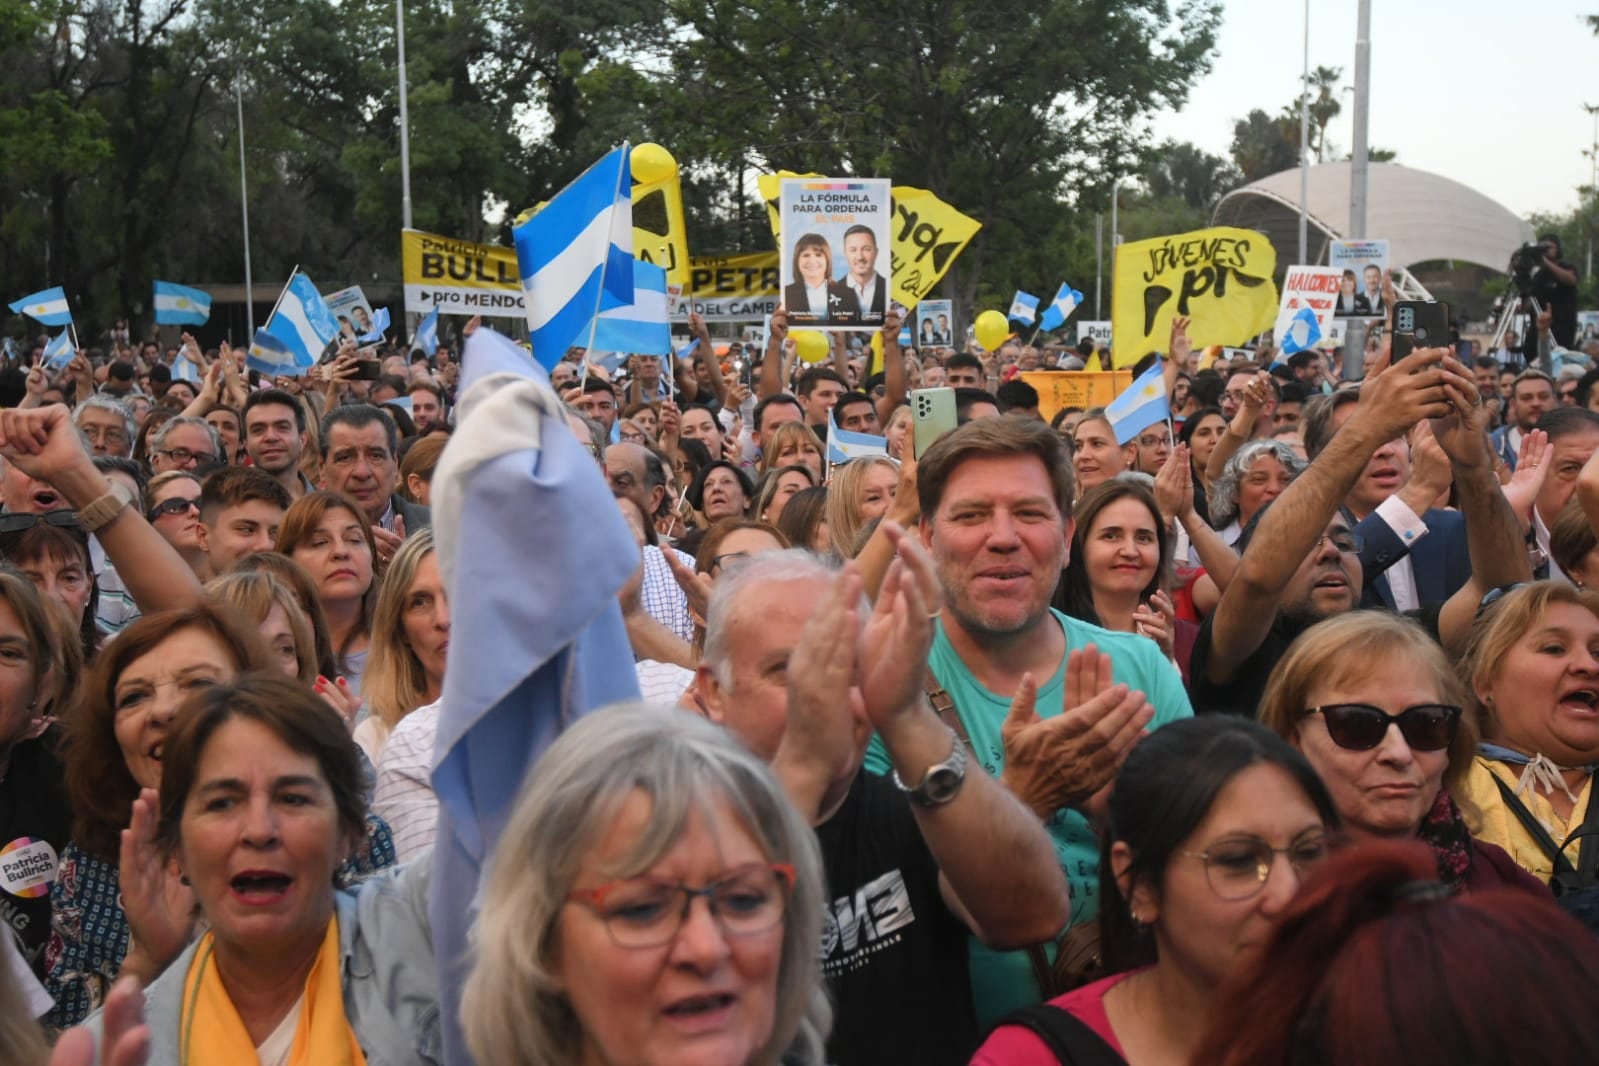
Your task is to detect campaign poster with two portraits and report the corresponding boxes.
[779,178,892,332]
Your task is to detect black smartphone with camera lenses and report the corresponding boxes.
[1391,300,1449,362]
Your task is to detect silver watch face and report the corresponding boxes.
[922,766,963,805]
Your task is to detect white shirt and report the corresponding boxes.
[255,995,305,1066]
[848,274,880,311]
[373,699,442,863]
[1372,495,1431,612]
[804,283,829,313]
[1535,507,1569,584]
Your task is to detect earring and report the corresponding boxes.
[1129,905,1145,929]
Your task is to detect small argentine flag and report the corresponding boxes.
[826,416,890,465]
[171,350,202,383]
[1278,307,1323,356]
[152,281,212,325]
[9,287,72,327]
[589,261,671,356]
[1038,283,1084,332]
[359,306,391,344]
[1008,291,1040,325]
[257,272,340,375]
[42,329,75,371]
[1104,361,1170,446]
[413,308,439,357]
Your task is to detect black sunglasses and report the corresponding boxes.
[1308,703,1462,752]
[0,511,83,535]
[146,496,199,522]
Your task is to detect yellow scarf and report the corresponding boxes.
[179,918,366,1066]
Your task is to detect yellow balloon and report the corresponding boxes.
[974,310,1010,352]
[631,143,678,185]
[794,330,829,364]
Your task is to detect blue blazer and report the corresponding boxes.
[1353,506,1471,611]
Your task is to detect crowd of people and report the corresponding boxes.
[2,284,1599,1066]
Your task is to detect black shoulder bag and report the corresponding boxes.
[1489,773,1599,930]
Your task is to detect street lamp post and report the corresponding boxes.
[396,0,413,231]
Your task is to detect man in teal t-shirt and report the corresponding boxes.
[863,415,1193,1025]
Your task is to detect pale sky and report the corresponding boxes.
[1149,0,1597,221]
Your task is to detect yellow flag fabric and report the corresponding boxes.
[757,173,982,313]
[1111,226,1278,368]
[632,171,691,289]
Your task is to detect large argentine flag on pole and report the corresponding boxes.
[9,287,72,327]
[588,261,671,356]
[249,271,339,376]
[513,144,634,371]
[152,281,212,325]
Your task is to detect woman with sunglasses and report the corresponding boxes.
[144,472,207,580]
[1259,612,1543,892]
[1460,581,1599,886]
[972,717,1339,1065]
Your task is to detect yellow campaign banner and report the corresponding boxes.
[1111,226,1277,368]
[1019,371,1134,424]
[400,228,523,319]
[632,172,691,289]
[758,173,981,312]
[675,252,781,321]
[889,186,981,310]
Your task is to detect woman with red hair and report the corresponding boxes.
[1196,840,1599,1064]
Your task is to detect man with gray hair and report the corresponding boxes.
[697,539,1068,1066]
[73,395,135,458]
[146,415,223,474]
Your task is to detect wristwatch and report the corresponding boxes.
[892,727,968,808]
[74,479,136,534]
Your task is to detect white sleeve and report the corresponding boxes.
[1375,494,1431,546]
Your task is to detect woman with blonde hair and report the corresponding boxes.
[826,455,898,559]
[758,422,824,480]
[1259,610,1541,891]
[1462,581,1599,888]
[464,704,830,1066]
[357,528,447,761]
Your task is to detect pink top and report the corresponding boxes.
[969,970,1138,1064]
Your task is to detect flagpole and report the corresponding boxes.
[396,0,413,230]
[236,73,255,339]
[578,143,631,387]
[259,265,299,335]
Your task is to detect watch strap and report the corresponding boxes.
[75,480,135,533]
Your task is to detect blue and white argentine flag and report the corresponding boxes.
[413,308,439,357]
[42,329,75,371]
[826,417,891,465]
[1008,290,1040,325]
[9,287,72,327]
[249,272,339,376]
[359,306,392,344]
[513,144,634,370]
[589,261,671,356]
[1038,283,1084,332]
[1104,361,1171,445]
[152,281,212,325]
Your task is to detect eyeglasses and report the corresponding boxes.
[0,511,83,535]
[1183,834,1331,900]
[709,551,752,574]
[1308,703,1461,752]
[1316,530,1363,554]
[146,496,199,522]
[568,863,795,948]
[154,447,216,466]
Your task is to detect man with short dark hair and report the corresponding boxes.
[839,224,887,325]
[409,382,447,434]
[833,391,881,434]
[572,377,619,435]
[1490,369,1556,470]
[953,387,1000,423]
[751,392,805,470]
[320,405,430,561]
[994,379,1040,419]
[1275,381,1311,430]
[199,466,292,573]
[1527,406,1599,580]
[944,353,985,389]
[242,388,315,500]
[798,367,848,435]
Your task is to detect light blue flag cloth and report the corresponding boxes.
[513,144,634,370]
[152,281,212,325]
[1038,282,1084,332]
[826,417,890,464]
[1104,360,1171,445]
[170,352,202,383]
[413,308,439,357]
[9,287,71,327]
[42,329,74,371]
[1008,290,1040,325]
[358,306,391,344]
[261,271,339,369]
[1278,306,1323,355]
[428,324,640,1066]
[589,260,671,356]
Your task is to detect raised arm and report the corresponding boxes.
[0,405,203,614]
[875,308,908,426]
[1206,347,1456,682]
[758,308,790,399]
[688,313,729,409]
[1205,371,1270,480]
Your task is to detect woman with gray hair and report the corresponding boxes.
[464,702,831,1066]
[1203,438,1305,552]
